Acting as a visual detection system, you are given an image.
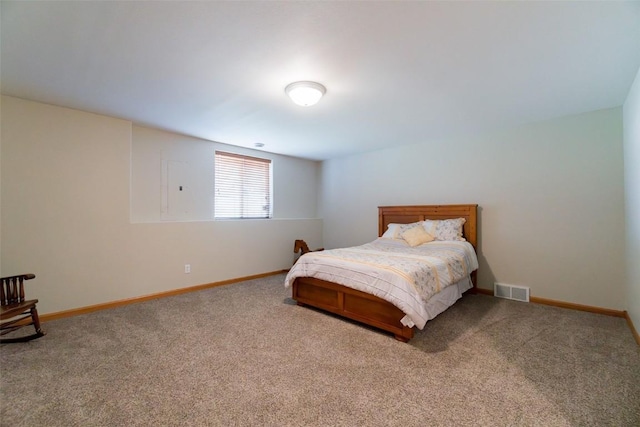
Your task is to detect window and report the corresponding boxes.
[214,151,272,219]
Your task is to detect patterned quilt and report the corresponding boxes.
[285,238,478,329]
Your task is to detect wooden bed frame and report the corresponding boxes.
[291,204,478,342]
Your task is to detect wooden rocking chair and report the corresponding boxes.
[293,240,324,264]
[1,273,45,343]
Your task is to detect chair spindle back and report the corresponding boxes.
[1,274,35,307]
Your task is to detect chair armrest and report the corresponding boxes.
[0,273,36,281]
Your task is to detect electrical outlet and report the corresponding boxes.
[184,264,191,274]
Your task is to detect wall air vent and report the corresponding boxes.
[494,283,530,302]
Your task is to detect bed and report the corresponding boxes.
[285,204,478,342]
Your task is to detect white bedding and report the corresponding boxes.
[285,238,478,329]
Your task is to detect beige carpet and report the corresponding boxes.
[1,273,638,426]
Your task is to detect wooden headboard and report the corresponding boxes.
[378,204,478,250]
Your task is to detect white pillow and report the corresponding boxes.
[381,223,403,239]
[422,218,466,241]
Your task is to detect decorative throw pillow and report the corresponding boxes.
[422,218,466,241]
[401,225,435,247]
[382,222,422,239]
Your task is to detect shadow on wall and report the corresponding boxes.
[476,205,497,290]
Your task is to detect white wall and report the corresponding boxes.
[2,94,630,316]
[131,125,318,222]
[320,108,626,310]
[624,67,640,328]
[1,96,322,314]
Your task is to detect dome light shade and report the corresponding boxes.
[285,81,326,107]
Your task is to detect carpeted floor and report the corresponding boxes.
[1,273,638,426]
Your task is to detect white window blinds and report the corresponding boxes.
[214,151,272,219]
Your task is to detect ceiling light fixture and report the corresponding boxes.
[285,81,326,107]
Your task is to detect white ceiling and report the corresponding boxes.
[2,1,639,161]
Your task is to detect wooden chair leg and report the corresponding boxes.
[31,306,44,336]
[0,307,46,344]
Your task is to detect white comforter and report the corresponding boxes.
[285,238,479,329]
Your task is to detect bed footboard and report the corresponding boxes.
[292,277,414,342]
